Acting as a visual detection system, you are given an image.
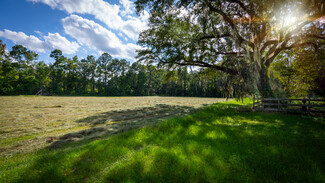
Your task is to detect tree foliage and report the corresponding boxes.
[0,43,241,97]
[271,41,325,97]
[136,0,325,97]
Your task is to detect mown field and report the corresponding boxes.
[0,96,224,156]
[1,97,325,182]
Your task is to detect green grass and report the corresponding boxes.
[1,99,325,182]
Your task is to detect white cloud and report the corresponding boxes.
[0,29,79,54]
[43,33,79,54]
[0,29,45,52]
[62,15,141,59]
[118,32,124,37]
[121,15,149,40]
[34,30,42,36]
[120,0,134,16]
[28,0,149,41]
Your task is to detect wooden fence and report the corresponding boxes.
[253,97,325,114]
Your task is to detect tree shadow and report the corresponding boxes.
[9,102,325,182]
[48,104,197,148]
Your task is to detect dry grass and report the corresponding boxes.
[0,96,225,156]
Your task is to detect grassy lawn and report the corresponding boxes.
[1,98,325,182]
[0,96,223,156]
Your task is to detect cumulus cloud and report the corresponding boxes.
[43,33,80,54]
[0,29,79,54]
[28,0,149,41]
[62,15,141,59]
[120,0,134,16]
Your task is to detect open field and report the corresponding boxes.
[1,98,325,182]
[0,96,225,156]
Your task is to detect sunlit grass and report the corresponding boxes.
[0,98,325,182]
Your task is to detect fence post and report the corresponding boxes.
[253,95,255,110]
[278,99,280,110]
[262,97,265,109]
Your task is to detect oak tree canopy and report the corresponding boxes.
[136,0,325,97]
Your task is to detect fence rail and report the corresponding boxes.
[252,97,325,114]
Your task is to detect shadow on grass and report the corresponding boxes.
[48,104,197,148]
[5,102,325,182]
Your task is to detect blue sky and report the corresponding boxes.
[0,0,149,63]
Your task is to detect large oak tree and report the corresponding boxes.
[136,0,325,97]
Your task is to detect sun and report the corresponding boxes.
[282,15,297,27]
[274,8,300,30]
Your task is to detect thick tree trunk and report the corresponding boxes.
[258,65,273,98]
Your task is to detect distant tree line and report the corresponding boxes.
[1,40,324,98]
[0,41,237,97]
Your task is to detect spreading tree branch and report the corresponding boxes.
[172,59,239,75]
[283,42,318,50]
[199,33,231,40]
[204,0,254,48]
